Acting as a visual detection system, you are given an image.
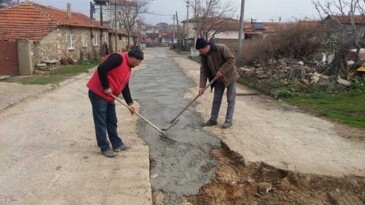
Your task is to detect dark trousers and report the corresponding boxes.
[210,81,236,123]
[88,90,124,152]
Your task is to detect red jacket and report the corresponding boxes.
[87,52,131,102]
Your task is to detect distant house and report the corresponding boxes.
[156,22,169,32]
[0,1,108,75]
[322,15,365,64]
[243,21,290,39]
[182,17,286,49]
[322,15,365,37]
[92,0,136,49]
[107,28,129,52]
[181,17,242,49]
[146,32,160,47]
[323,15,365,27]
[160,32,177,46]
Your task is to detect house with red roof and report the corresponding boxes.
[322,15,365,64]
[182,17,288,50]
[323,15,365,26]
[0,1,124,75]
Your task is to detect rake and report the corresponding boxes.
[112,95,175,143]
[162,77,218,131]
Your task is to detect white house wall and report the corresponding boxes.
[184,22,242,40]
[214,30,240,39]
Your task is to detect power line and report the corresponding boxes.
[144,11,174,16]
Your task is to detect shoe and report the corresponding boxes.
[113,145,130,152]
[202,120,218,127]
[222,122,232,129]
[102,149,117,158]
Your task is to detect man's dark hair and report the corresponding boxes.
[128,48,144,60]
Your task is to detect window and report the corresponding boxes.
[92,32,98,46]
[102,32,108,44]
[67,29,74,49]
[82,34,87,48]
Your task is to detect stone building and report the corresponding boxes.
[92,0,136,49]
[0,1,109,75]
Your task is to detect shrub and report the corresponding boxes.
[240,22,325,66]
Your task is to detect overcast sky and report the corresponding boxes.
[28,0,325,25]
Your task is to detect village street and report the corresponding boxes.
[0,47,364,204]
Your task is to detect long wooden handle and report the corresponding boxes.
[168,77,218,124]
[111,95,165,134]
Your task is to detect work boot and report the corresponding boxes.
[222,122,232,129]
[113,145,130,152]
[202,119,218,127]
[102,149,117,158]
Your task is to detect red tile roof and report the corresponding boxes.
[160,32,173,38]
[327,15,365,24]
[107,29,128,36]
[187,17,289,35]
[0,1,105,41]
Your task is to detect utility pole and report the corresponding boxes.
[90,2,94,20]
[175,11,180,49]
[172,14,176,47]
[114,0,118,52]
[100,4,103,26]
[237,0,245,60]
[185,0,190,49]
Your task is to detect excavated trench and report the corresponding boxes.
[187,143,365,205]
[132,50,221,204]
[131,49,365,205]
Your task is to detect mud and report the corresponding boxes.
[131,48,221,204]
[187,143,365,205]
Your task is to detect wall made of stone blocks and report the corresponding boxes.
[32,26,103,65]
[108,34,129,52]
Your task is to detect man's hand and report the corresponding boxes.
[128,104,136,115]
[104,88,113,96]
[216,70,224,78]
[199,88,205,96]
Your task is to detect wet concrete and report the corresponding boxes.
[131,48,221,204]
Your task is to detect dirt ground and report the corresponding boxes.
[0,82,54,112]
[187,143,365,205]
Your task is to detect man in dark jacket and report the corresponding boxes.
[196,38,239,129]
[87,48,144,157]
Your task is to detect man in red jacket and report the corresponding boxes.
[87,48,144,157]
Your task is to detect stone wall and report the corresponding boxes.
[32,26,104,65]
[108,34,128,52]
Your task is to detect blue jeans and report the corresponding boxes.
[210,81,236,123]
[88,90,124,152]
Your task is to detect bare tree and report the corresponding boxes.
[0,0,16,8]
[312,0,365,78]
[110,0,150,48]
[191,0,236,40]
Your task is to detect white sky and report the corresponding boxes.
[28,0,325,25]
